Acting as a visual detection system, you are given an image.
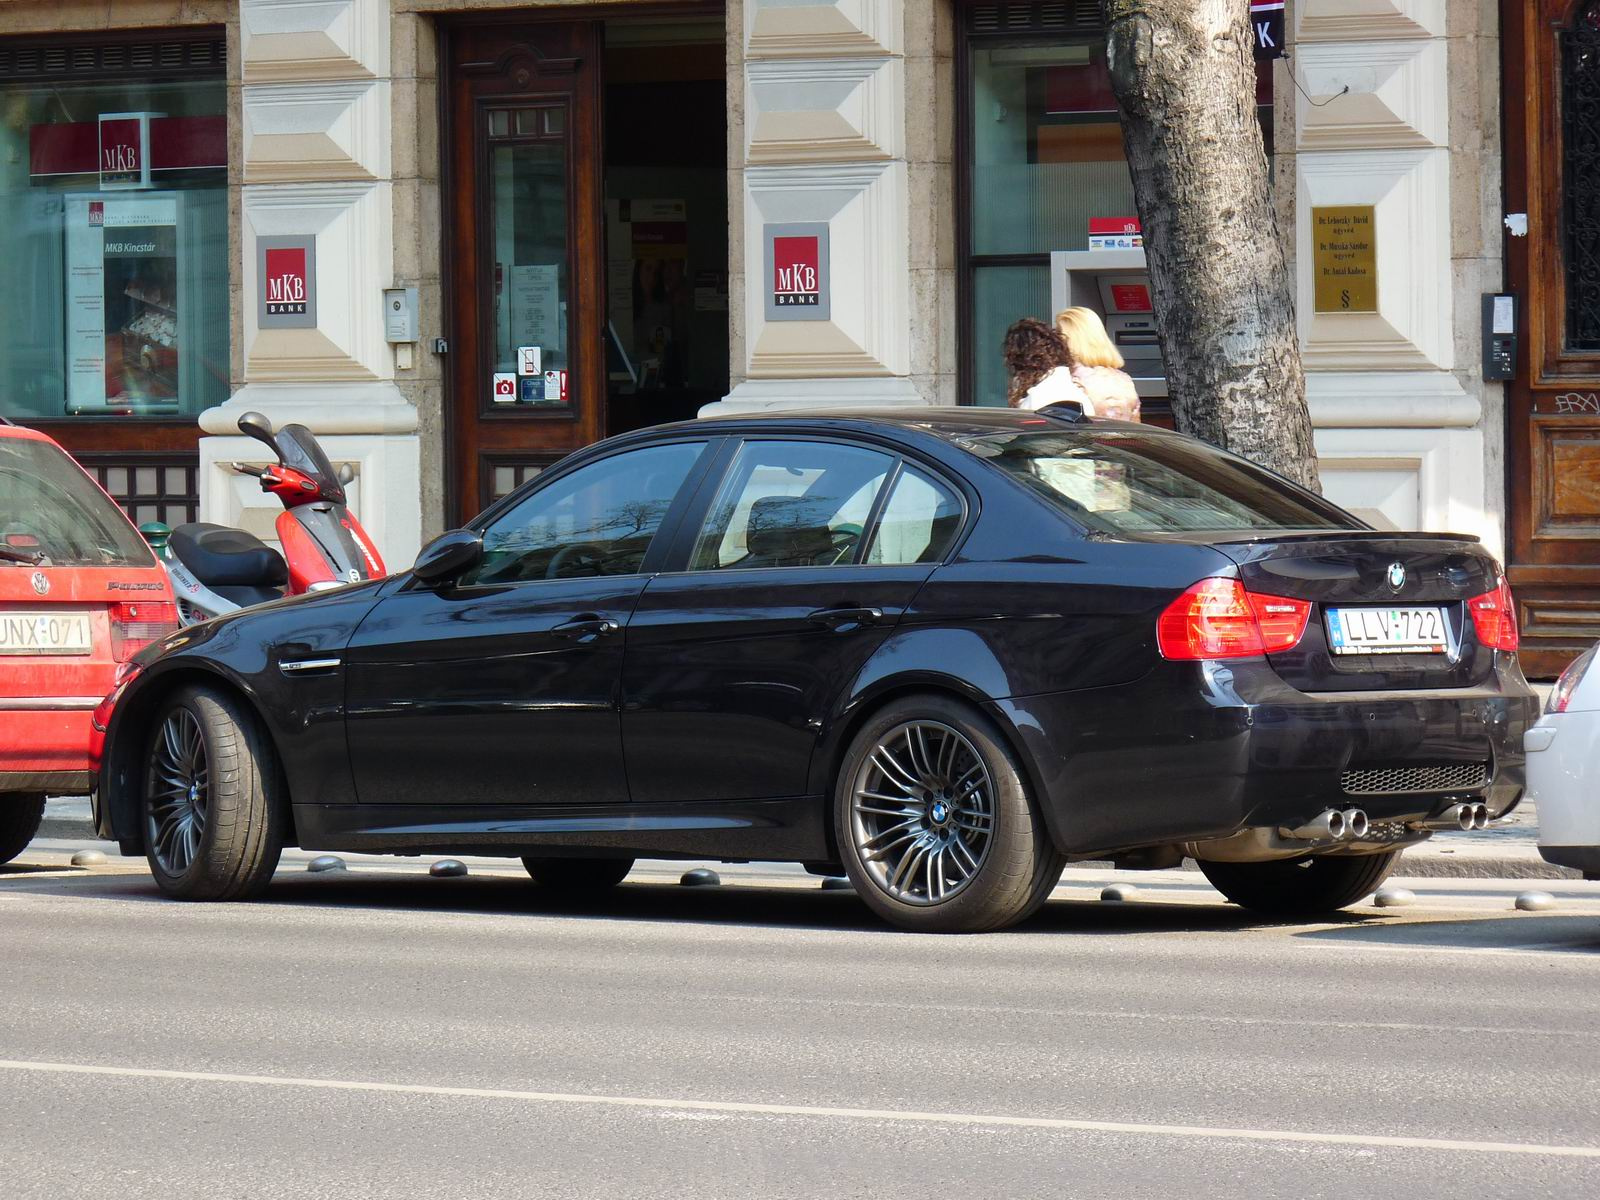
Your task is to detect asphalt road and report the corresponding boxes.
[4,843,1599,1199]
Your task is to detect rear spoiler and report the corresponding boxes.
[1212,529,1483,546]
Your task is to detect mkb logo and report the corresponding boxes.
[772,236,820,308]
[97,115,148,188]
[265,248,309,316]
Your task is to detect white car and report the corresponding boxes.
[1526,643,1600,880]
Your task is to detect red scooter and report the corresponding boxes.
[163,412,386,625]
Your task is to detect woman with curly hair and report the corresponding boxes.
[1001,318,1092,412]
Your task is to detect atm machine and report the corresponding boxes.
[1049,248,1170,422]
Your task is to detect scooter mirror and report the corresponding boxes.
[412,529,483,585]
[337,462,356,486]
[236,411,277,449]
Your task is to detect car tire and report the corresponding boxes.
[0,793,47,867]
[835,694,1064,933]
[1198,850,1400,917]
[521,856,635,890]
[143,684,285,901]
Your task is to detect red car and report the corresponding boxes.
[1,419,177,865]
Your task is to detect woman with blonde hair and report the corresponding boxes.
[1054,306,1141,422]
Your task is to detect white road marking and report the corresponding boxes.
[2,1058,1597,1159]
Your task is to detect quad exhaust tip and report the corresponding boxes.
[1280,808,1367,843]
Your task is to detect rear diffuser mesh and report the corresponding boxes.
[1340,762,1490,796]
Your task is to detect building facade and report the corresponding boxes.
[0,0,1594,674]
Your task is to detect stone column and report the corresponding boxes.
[709,0,954,413]
[1291,0,1500,556]
[199,0,421,567]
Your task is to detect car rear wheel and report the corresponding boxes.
[0,793,46,866]
[143,685,285,900]
[1198,850,1400,917]
[836,695,1064,933]
[521,856,635,890]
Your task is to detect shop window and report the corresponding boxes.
[960,6,1272,406]
[0,34,228,424]
[1561,0,1600,351]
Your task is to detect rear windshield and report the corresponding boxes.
[964,428,1358,536]
[0,437,155,567]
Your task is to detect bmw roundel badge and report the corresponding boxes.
[1387,562,1406,592]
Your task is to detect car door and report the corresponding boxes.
[344,439,712,807]
[621,437,966,805]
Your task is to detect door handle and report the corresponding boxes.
[808,606,883,631]
[552,615,621,640]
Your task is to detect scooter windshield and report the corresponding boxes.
[274,424,345,504]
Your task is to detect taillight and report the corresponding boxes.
[91,660,141,735]
[108,601,179,661]
[1548,643,1597,713]
[1468,578,1519,652]
[1156,577,1313,660]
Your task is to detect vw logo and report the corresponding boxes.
[1387,562,1407,592]
[30,571,49,596]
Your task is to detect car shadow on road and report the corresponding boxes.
[1293,914,1600,955]
[12,867,1590,950]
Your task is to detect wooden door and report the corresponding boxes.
[444,20,605,524]
[1503,0,1600,677]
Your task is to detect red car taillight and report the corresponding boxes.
[1468,577,1519,652]
[109,601,179,662]
[1157,577,1313,661]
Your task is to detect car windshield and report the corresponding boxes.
[0,436,156,567]
[964,428,1358,536]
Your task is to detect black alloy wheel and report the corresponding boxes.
[1198,850,1401,917]
[521,856,635,890]
[836,694,1064,933]
[143,684,285,900]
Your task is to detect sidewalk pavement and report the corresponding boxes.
[38,795,1580,882]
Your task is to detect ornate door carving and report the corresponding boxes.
[1503,0,1600,676]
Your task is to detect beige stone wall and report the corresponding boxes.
[390,4,445,539]
[904,0,956,406]
[1446,0,1505,535]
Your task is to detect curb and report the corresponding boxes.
[37,818,1583,882]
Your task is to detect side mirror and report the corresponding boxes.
[411,529,482,585]
[237,411,277,450]
[337,462,356,486]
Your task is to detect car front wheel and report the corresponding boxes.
[143,685,285,900]
[0,793,46,866]
[1198,850,1400,917]
[836,695,1063,933]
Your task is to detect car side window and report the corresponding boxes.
[691,440,894,571]
[462,441,706,586]
[864,467,963,565]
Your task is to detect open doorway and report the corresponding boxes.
[441,10,728,521]
[602,19,729,435]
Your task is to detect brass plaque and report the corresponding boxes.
[1312,205,1378,313]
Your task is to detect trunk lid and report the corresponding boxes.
[1211,532,1502,691]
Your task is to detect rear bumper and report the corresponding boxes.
[994,658,1538,857]
[1525,708,1600,879]
[0,707,96,785]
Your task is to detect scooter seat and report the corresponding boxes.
[169,523,289,588]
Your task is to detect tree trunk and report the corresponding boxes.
[1100,0,1320,492]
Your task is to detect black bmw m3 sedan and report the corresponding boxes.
[95,408,1538,932]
